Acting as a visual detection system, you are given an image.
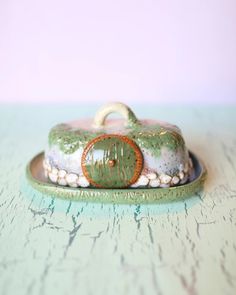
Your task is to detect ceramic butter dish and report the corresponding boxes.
[44,102,193,189]
[26,102,207,203]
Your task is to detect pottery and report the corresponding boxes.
[26,151,206,204]
[44,102,193,189]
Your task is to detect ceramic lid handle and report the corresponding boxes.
[93,102,139,128]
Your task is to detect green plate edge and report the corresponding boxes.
[25,151,207,205]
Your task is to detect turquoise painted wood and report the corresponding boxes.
[0,104,236,295]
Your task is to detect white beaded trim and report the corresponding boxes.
[43,159,90,188]
[131,158,193,188]
[43,157,193,189]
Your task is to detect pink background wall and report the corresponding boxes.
[0,0,236,104]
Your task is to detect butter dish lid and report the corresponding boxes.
[44,102,192,189]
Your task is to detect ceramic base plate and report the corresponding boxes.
[26,151,207,204]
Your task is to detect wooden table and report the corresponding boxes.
[0,104,235,295]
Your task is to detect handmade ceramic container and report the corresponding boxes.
[43,102,193,189]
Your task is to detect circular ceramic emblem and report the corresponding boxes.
[81,134,143,188]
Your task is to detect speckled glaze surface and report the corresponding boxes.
[26,151,207,204]
[44,102,192,189]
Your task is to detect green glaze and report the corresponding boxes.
[82,135,143,188]
[126,106,140,127]
[26,151,207,204]
[48,123,103,154]
[48,121,185,158]
[127,123,186,158]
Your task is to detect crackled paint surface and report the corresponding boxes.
[0,105,236,295]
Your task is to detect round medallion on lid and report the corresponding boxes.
[81,134,143,188]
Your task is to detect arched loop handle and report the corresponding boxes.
[93,102,139,128]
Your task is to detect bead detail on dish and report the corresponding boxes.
[43,157,193,189]
[43,159,90,188]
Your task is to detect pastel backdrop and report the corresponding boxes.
[0,0,236,104]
